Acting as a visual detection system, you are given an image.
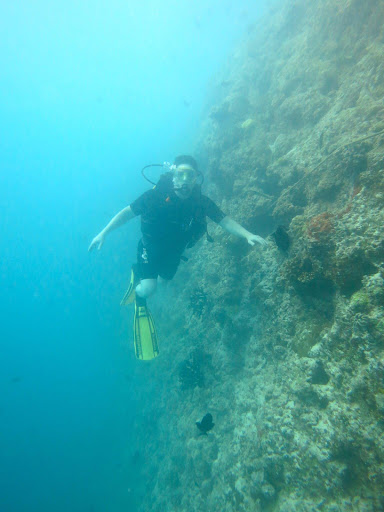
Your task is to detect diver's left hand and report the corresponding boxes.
[247,234,268,247]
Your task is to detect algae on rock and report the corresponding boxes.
[130,1,384,511]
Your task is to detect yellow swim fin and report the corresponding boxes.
[120,266,138,306]
[133,297,159,360]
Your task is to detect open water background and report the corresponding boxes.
[0,1,268,510]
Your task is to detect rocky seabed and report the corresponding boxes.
[130,1,384,510]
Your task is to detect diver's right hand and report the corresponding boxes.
[88,232,105,252]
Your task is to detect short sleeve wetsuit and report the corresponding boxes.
[130,178,225,280]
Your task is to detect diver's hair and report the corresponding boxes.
[174,155,198,172]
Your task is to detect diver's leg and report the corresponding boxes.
[132,240,160,360]
[136,278,157,299]
[158,252,181,281]
[136,238,158,299]
[135,238,169,301]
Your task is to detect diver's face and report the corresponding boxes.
[172,165,197,199]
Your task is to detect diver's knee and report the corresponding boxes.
[136,279,157,298]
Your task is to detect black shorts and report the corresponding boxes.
[137,238,182,281]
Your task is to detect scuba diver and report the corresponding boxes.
[89,155,267,360]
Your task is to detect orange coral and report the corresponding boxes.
[307,212,335,241]
[352,185,362,198]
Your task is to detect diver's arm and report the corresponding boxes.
[219,216,268,247]
[88,206,136,251]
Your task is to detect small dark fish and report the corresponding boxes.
[10,377,22,384]
[272,225,290,252]
[196,413,214,435]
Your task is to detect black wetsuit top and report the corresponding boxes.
[130,184,225,253]
[130,180,225,280]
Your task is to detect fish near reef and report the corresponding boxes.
[196,413,215,435]
[272,225,290,252]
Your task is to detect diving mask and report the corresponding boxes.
[172,164,198,191]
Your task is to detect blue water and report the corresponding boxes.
[0,1,266,510]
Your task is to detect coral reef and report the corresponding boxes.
[178,349,208,391]
[129,1,384,511]
[189,287,210,318]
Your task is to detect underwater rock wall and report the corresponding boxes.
[132,1,384,511]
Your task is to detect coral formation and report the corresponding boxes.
[189,287,210,318]
[129,1,384,511]
[178,349,207,391]
[307,212,335,242]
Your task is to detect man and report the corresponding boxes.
[89,155,267,359]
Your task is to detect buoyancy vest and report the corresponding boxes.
[152,173,210,248]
